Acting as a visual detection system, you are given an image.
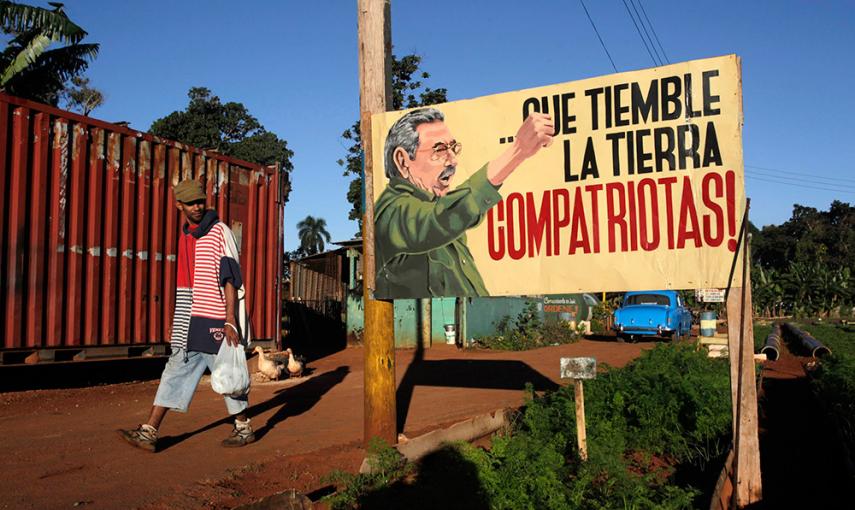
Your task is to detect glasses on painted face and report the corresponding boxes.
[427,141,462,161]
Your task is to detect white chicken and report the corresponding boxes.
[254,346,283,380]
[285,348,305,378]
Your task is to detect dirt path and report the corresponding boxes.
[757,341,848,508]
[0,339,651,510]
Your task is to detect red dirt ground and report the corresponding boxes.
[0,339,651,510]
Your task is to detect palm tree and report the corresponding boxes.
[297,216,332,256]
[0,1,99,105]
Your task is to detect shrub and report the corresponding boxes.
[476,302,578,351]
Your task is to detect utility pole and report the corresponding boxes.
[358,0,396,447]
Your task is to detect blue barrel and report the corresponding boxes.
[700,311,717,337]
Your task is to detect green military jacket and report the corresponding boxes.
[374,165,502,298]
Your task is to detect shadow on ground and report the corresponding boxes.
[396,341,558,433]
[358,444,491,510]
[158,366,350,450]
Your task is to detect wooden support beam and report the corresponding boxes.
[358,0,396,446]
[726,274,762,505]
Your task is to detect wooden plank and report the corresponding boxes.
[26,112,50,347]
[726,280,762,507]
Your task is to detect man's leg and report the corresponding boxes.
[200,351,255,447]
[118,348,207,452]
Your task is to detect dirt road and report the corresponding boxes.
[0,340,651,509]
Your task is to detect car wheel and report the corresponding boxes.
[616,333,625,343]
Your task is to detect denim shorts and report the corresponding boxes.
[153,348,248,415]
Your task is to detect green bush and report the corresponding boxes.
[327,344,732,509]
[475,302,578,351]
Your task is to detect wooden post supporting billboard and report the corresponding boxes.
[358,0,396,447]
[726,223,762,507]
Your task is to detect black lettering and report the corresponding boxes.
[581,137,599,180]
[606,132,625,176]
[685,73,702,118]
[522,97,540,119]
[635,129,653,174]
[632,80,659,123]
[677,123,701,169]
[661,76,682,120]
[561,92,577,135]
[604,85,613,129]
[614,83,630,127]
[703,70,721,116]
[627,129,635,174]
[654,126,676,171]
[564,139,578,182]
[586,88,604,130]
[702,121,722,167]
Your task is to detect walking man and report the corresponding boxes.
[119,179,254,452]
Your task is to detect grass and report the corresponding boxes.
[326,344,732,509]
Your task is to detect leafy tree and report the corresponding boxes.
[339,54,448,232]
[150,87,294,200]
[297,215,331,256]
[61,74,102,115]
[0,1,99,105]
[752,201,855,317]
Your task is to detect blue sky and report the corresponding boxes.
[65,0,855,250]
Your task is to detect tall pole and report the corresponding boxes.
[358,0,396,447]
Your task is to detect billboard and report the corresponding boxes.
[371,55,744,299]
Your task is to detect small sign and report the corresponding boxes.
[560,357,597,380]
[697,288,725,303]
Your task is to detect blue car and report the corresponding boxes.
[612,290,692,342]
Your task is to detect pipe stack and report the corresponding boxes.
[761,323,782,361]
[782,323,832,358]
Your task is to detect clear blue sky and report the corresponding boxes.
[65,0,854,250]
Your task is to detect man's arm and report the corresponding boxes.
[378,166,501,256]
[223,281,239,347]
[487,112,554,186]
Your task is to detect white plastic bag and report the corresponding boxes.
[211,340,251,397]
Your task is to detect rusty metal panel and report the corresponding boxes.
[0,93,283,353]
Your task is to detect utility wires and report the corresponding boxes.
[579,0,618,72]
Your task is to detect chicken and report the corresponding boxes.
[285,348,305,378]
[254,346,283,380]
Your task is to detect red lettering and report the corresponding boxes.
[569,187,591,254]
[487,203,505,260]
[585,184,602,253]
[627,180,638,251]
[702,172,724,247]
[637,178,660,250]
[606,182,627,252]
[659,176,678,249]
[526,191,552,257]
[677,177,702,248]
[551,189,570,256]
[507,193,527,260]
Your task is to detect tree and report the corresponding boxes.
[0,1,99,105]
[62,74,102,115]
[297,215,331,256]
[338,54,448,232]
[150,87,294,201]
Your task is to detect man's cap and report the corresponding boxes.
[174,179,206,203]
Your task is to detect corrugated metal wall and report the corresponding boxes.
[0,93,283,351]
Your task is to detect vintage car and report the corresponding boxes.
[612,290,692,342]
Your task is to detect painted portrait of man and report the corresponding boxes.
[374,107,554,298]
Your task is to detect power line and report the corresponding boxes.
[745,170,855,191]
[579,0,618,72]
[621,0,659,66]
[635,0,670,64]
[746,164,855,184]
[744,174,855,195]
[628,0,663,65]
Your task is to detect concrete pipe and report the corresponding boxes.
[782,323,832,358]
[761,323,782,361]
